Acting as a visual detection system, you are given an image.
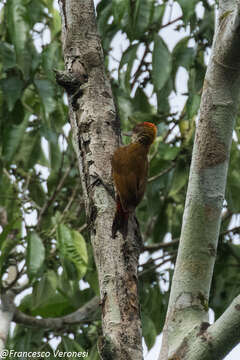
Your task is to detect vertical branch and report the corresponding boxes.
[160,1,240,359]
[0,292,14,352]
[57,1,142,359]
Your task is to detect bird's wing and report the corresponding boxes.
[111,146,148,211]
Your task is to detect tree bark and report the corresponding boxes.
[57,1,142,359]
[160,1,240,359]
[0,292,14,352]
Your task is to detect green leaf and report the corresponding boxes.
[57,224,88,279]
[42,41,61,81]
[119,43,139,93]
[172,37,194,80]
[119,43,139,71]
[11,325,44,354]
[57,337,87,357]
[85,270,99,295]
[32,270,57,309]
[211,246,240,319]
[186,93,201,119]
[188,63,205,94]
[140,283,166,333]
[133,88,153,113]
[133,0,154,38]
[27,232,45,281]
[29,271,75,317]
[150,4,165,27]
[97,2,112,38]
[0,42,16,71]
[158,143,180,161]
[50,8,62,38]
[169,203,184,238]
[117,94,134,124]
[28,177,46,207]
[112,0,128,24]
[34,79,56,118]
[227,168,240,212]
[7,0,31,79]
[153,205,168,243]
[177,0,197,22]
[3,115,29,163]
[49,141,62,171]
[0,76,24,111]
[72,230,88,265]
[198,8,214,44]
[15,131,42,170]
[42,0,54,12]
[169,162,188,199]
[152,35,172,92]
[26,0,45,26]
[142,312,157,350]
[156,77,173,115]
[89,345,99,360]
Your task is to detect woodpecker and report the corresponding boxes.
[111,122,157,239]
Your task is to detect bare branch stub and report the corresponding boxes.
[54,64,88,110]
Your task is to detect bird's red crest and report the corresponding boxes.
[142,122,157,137]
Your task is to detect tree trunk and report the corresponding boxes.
[0,292,14,353]
[57,1,142,359]
[160,1,240,359]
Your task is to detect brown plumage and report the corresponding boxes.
[111,122,157,239]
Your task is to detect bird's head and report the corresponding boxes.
[131,122,157,145]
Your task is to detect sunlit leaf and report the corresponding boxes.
[50,8,62,38]
[57,224,88,279]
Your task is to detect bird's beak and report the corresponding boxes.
[122,131,132,137]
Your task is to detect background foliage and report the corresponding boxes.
[0,0,239,358]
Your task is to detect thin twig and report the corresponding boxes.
[131,45,149,90]
[161,16,183,30]
[37,163,75,228]
[148,162,176,183]
[49,183,80,236]
[221,226,240,237]
[139,255,176,276]
[163,122,178,143]
[143,238,179,252]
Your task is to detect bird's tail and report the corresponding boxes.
[112,196,129,239]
